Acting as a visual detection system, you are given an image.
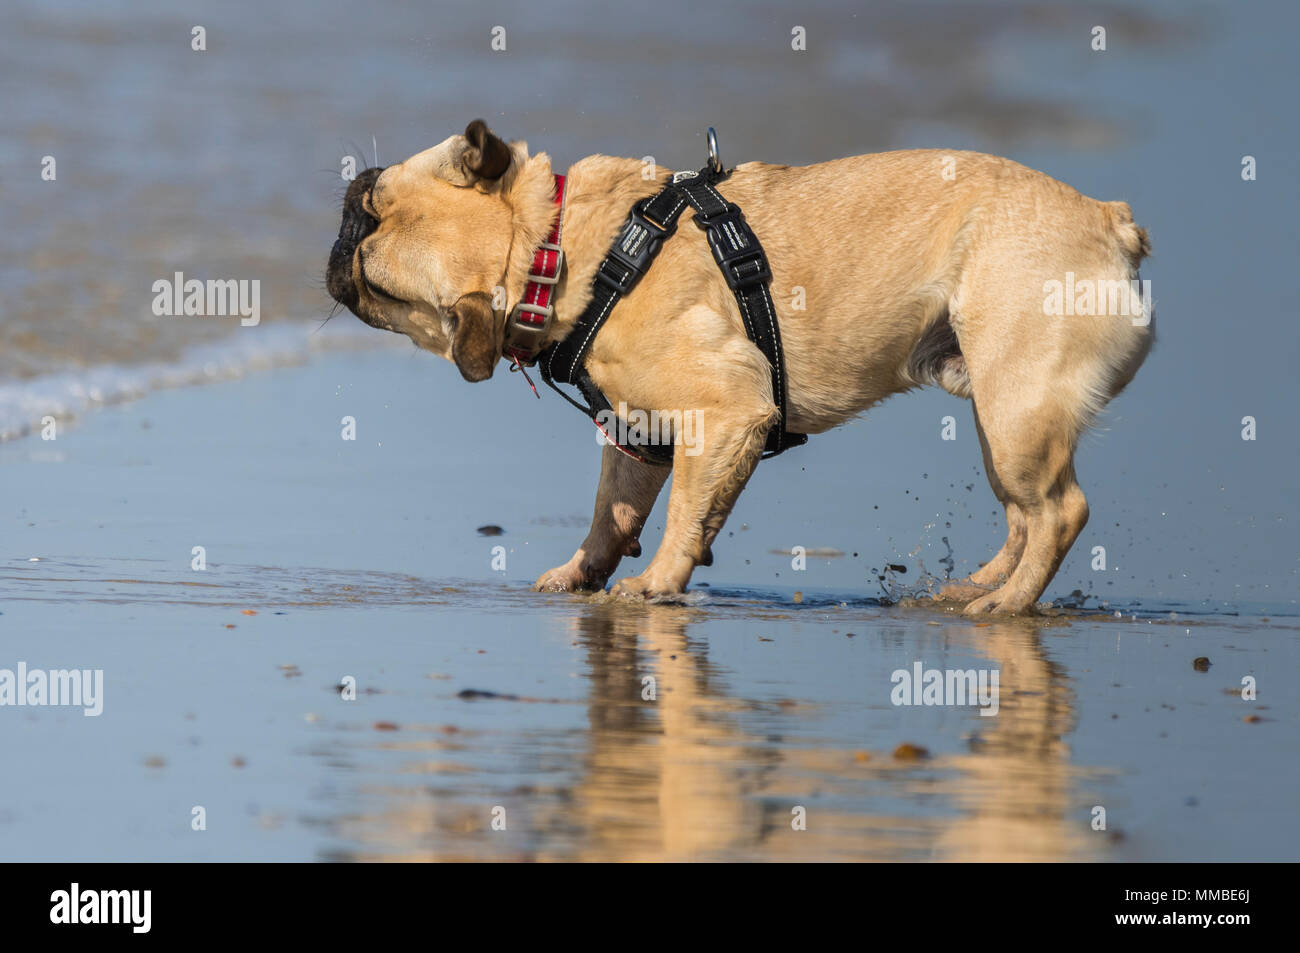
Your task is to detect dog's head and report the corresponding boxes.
[326,120,555,381]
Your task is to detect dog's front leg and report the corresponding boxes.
[611,400,779,598]
[534,443,668,593]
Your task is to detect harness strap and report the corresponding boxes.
[651,171,805,458]
[541,165,806,465]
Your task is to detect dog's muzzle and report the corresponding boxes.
[326,166,385,316]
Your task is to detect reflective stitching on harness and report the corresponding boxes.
[568,289,617,382]
[541,155,805,462]
[757,287,784,424]
[736,291,780,429]
[702,182,729,210]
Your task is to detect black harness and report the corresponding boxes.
[538,145,806,466]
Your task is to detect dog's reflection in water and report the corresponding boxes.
[329,606,1099,861]
[931,620,1097,862]
[565,604,769,861]
[565,607,1098,862]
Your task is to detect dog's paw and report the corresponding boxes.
[610,573,684,601]
[962,589,1036,616]
[934,581,994,602]
[532,568,575,593]
[534,562,605,593]
[962,592,1003,615]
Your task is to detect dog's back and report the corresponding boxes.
[680,150,1151,432]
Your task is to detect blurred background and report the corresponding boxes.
[2,0,1297,606]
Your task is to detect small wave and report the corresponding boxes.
[0,321,387,442]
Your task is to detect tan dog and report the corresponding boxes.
[326,120,1152,614]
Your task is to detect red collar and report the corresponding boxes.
[504,173,566,366]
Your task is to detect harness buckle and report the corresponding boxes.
[593,200,677,295]
[526,242,564,285]
[513,301,553,327]
[695,204,772,290]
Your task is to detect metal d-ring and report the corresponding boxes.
[706,127,722,175]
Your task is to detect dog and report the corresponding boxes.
[327,120,1152,613]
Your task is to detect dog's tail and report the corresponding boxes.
[1104,200,1151,270]
[1095,200,1154,406]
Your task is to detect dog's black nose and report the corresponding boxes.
[326,167,384,309]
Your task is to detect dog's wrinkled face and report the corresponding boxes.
[326,120,518,381]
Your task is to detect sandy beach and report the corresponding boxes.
[2,345,1295,862]
[3,0,1298,866]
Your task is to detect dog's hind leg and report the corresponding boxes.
[961,434,1089,616]
[534,443,669,592]
[950,199,1151,614]
[936,405,1028,601]
[952,304,1109,614]
[950,341,1092,615]
[950,301,1097,614]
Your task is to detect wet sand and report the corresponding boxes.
[2,348,1294,862]
[4,0,1298,863]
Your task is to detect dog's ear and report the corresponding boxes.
[461,119,512,181]
[412,121,525,189]
[449,291,503,382]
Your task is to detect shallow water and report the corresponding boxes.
[5,549,1294,862]
[2,352,1295,862]
[2,0,1298,862]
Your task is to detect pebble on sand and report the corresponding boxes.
[892,743,929,761]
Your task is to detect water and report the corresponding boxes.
[2,351,1295,861]
[5,549,1296,862]
[2,0,1297,861]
